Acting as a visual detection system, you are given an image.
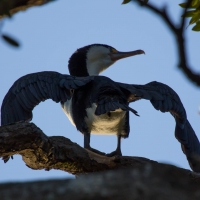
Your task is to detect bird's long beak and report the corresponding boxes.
[110,50,145,62]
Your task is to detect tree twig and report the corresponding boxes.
[133,0,200,86]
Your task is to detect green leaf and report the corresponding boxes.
[122,0,131,4]
[179,1,200,8]
[179,3,187,8]
[191,0,199,7]
[189,15,200,24]
[2,34,20,47]
[192,21,200,31]
[183,10,197,17]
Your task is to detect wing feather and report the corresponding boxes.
[1,71,93,125]
[117,80,200,172]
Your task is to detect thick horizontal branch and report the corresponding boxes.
[1,122,200,200]
[1,163,200,200]
[0,0,54,19]
[0,122,157,175]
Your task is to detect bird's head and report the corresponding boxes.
[68,44,144,77]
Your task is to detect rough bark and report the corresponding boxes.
[1,124,200,199]
[0,0,53,19]
[1,163,200,200]
[0,122,157,175]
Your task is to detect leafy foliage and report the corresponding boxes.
[179,0,200,31]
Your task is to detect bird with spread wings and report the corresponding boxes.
[1,44,200,172]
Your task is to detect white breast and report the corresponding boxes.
[85,103,126,135]
[61,99,75,126]
[62,100,126,135]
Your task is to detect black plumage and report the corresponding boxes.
[1,44,200,172]
[1,71,92,125]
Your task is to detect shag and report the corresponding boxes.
[1,44,200,171]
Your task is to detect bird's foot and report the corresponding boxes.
[85,147,106,156]
[106,149,122,157]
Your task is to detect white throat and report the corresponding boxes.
[86,46,114,75]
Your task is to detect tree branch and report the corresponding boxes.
[0,0,54,19]
[133,0,200,86]
[0,122,157,175]
[1,163,200,200]
[1,122,200,200]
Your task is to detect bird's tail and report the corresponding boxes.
[175,119,200,172]
[95,100,139,116]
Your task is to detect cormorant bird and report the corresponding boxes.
[1,44,200,172]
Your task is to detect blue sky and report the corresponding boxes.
[0,0,200,182]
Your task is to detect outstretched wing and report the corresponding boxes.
[118,81,200,172]
[117,81,187,121]
[1,71,93,126]
[175,120,200,172]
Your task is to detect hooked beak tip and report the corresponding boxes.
[138,50,145,55]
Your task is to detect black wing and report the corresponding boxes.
[117,81,185,118]
[1,71,93,126]
[118,81,200,172]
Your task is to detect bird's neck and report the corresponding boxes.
[68,60,114,77]
[68,63,105,77]
[86,60,112,76]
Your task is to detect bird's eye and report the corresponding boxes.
[111,48,118,53]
